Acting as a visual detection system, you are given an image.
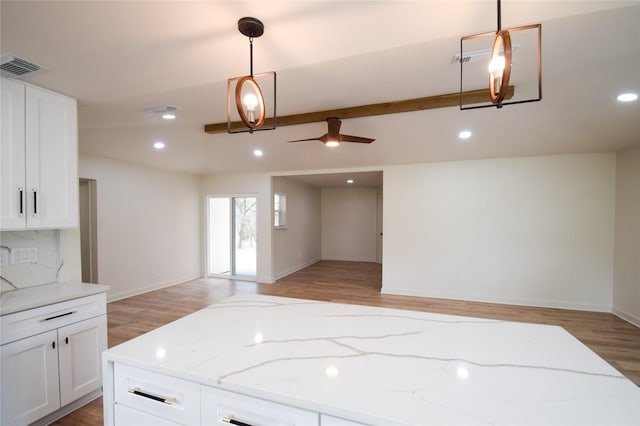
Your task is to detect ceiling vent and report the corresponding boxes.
[451,45,519,65]
[1,54,47,78]
[144,105,177,114]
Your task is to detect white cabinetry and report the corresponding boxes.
[113,363,200,426]
[320,415,368,426]
[0,329,60,425]
[107,364,322,426]
[201,385,319,426]
[0,293,107,426]
[0,77,78,230]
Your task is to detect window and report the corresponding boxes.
[274,192,286,228]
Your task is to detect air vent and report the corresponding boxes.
[144,105,177,114]
[452,45,519,65]
[1,54,46,78]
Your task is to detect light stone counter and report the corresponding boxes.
[103,294,640,425]
[0,281,110,316]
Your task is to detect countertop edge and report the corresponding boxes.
[102,351,402,426]
[0,281,110,316]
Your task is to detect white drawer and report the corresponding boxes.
[114,363,200,425]
[320,414,369,426]
[0,293,106,345]
[115,403,182,426]
[201,385,319,426]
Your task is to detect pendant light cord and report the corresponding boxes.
[497,0,502,31]
[249,37,254,77]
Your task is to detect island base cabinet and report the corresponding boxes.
[0,329,61,426]
[320,415,369,426]
[115,403,182,426]
[114,363,200,425]
[201,385,319,426]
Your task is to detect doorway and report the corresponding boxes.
[207,195,257,278]
[79,178,98,283]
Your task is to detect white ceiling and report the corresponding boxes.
[2,1,639,185]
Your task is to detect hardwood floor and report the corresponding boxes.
[53,260,640,425]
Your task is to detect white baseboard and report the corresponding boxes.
[321,256,378,262]
[381,286,612,313]
[107,274,201,302]
[31,388,102,426]
[272,258,321,282]
[613,307,640,328]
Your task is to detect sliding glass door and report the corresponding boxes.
[207,195,257,278]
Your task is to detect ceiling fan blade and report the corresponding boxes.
[287,137,323,143]
[339,134,375,144]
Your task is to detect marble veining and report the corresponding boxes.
[0,280,110,316]
[103,294,640,425]
[0,230,61,292]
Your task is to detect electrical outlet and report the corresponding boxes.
[10,247,38,264]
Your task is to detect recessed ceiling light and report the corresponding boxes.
[458,130,472,139]
[346,179,354,184]
[617,93,638,102]
[162,113,176,120]
[253,149,263,157]
[153,141,165,150]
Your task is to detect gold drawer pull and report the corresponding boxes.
[128,387,176,405]
[223,416,253,426]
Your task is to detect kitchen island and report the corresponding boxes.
[102,294,640,425]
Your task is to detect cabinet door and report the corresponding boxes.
[25,84,78,229]
[0,77,27,230]
[0,329,60,426]
[58,315,107,406]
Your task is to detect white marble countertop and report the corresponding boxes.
[103,295,640,425]
[0,281,110,316]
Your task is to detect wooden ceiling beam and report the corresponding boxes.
[203,86,514,134]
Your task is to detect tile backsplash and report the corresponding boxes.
[0,230,61,292]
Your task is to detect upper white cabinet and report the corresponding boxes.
[0,77,78,230]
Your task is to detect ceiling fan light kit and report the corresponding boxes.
[227,17,276,134]
[460,0,541,110]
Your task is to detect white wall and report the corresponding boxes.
[613,146,640,326]
[200,173,273,283]
[79,155,201,301]
[382,153,616,311]
[272,177,321,280]
[321,187,378,262]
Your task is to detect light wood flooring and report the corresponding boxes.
[53,260,640,425]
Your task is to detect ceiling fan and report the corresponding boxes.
[287,117,375,147]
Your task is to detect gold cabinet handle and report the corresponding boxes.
[18,186,24,218]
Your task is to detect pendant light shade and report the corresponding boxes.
[460,0,541,110]
[227,17,276,133]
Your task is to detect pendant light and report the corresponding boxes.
[227,17,276,133]
[460,0,541,110]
